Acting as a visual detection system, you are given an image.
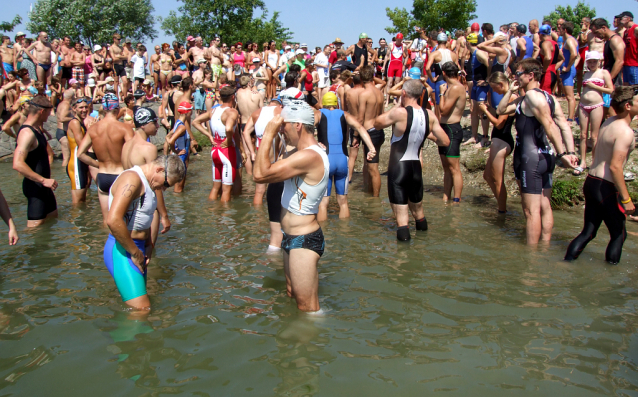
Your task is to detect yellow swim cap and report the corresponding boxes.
[322,92,338,107]
[467,33,478,44]
[18,96,32,106]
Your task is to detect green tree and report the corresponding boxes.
[0,15,22,33]
[27,0,157,47]
[160,0,292,47]
[386,0,477,39]
[543,1,596,36]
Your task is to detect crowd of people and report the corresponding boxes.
[0,9,636,313]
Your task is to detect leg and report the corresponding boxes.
[253,182,267,205]
[588,105,604,157]
[565,192,603,260]
[221,184,233,202]
[36,65,47,85]
[539,188,554,242]
[367,162,381,197]
[564,85,575,120]
[336,194,349,219]
[26,209,58,228]
[209,181,222,200]
[124,295,151,310]
[577,105,589,169]
[269,222,283,251]
[448,157,463,201]
[98,191,110,227]
[465,99,480,145]
[484,140,511,212]
[318,196,329,222]
[391,203,410,228]
[348,145,359,182]
[59,136,70,168]
[70,188,88,204]
[407,200,425,222]
[521,192,542,245]
[440,155,452,201]
[287,248,321,312]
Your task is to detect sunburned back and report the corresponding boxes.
[345,86,363,115]
[90,118,133,172]
[122,135,157,169]
[236,88,261,124]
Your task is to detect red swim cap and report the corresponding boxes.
[471,22,480,32]
[396,33,404,40]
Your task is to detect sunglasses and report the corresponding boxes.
[515,71,528,77]
[75,97,91,104]
[163,157,170,188]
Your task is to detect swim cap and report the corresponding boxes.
[471,22,480,32]
[133,89,145,98]
[396,33,404,40]
[494,31,508,41]
[446,31,451,37]
[282,102,315,125]
[467,33,478,44]
[322,92,338,107]
[134,107,157,128]
[539,24,552,35]
[280,87,305,107]
[437,32,448,42]
[516,24,527,34]
[102,93,119,110]
[177,101,193,113]
[408,67,422,79]
[359,32,368,39]
[170,75,182,84]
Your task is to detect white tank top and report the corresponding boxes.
[268,52,278,67]
[391,44,403,61]
[108,166,157,231]
[281,145,329,216]
[438,49,452,67]
[255,106,276,143]
[209,106,231,146]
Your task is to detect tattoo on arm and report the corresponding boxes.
[121,184,136,198]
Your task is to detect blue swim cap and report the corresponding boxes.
[408,67,421,79]
[280,49,284,55]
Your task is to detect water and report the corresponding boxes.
[0,158,637,396]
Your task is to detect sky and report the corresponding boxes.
[3,0,635,49]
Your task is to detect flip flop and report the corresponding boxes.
[625,172,636,182]
[572,166,585,176]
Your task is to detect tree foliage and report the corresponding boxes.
[0,15,22,33]
[386,0,477,39]
[160,0,292,46]
[27,0,157,47]
[543,1,596,36]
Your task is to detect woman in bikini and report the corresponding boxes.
[575,51,614,175]
[91,45,105,81]
[118,95,136,128]
[159,43,175,99]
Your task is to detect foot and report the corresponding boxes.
[462,137,477,146]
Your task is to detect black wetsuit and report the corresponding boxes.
[19,125,57,220]
[565,175,627,264]
[388,106,429,205]
[167,91,177,130]
[513,88,556,194]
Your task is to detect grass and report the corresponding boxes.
[462,154,486,173]
[550,177,585,209]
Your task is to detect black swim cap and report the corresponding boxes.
[134,107,158,128]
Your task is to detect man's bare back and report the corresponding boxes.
[122,133,157,169]
[85,116,134,173]
[359,83,383,129]
[345,85,364,116]
[236,87,263,124]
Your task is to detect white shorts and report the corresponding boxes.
[318,76,330,89]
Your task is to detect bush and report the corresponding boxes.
[551,178,584,209]
[462,155,486,173]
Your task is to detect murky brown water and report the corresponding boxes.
[0,157,637,396]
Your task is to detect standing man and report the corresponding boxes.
[410,28,428,71]
[329,38,344,67]
[346,73,366,182]
[425,32,458,118]
[565,86,636,264]
[65,97,90,203]
[314,45,330,103]
[208,36,224,79]
[253,102,328,312]
[77,93,135,226]
[538,24,563,94]
[591,18,625,117]
[385,33,407,106]
[70,41,86,90]
[1,36,16,75]
[347,33,369,71]
[236,74,263,173]
[529,19,541,50]
[373,79,449,241]
[620,11,638,85]
[559,22,580,122]
[27,32,56,85]
[109,34,128,101]
[515,24,534,62]
[438,62,466,203]
[12,96,58,227]
[358,66,384,197]
[55,89,75,168]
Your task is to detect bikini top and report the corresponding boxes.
[123,110,133,121]
[583,77,604,87]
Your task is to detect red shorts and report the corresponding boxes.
[540,67,557,94]
[211,146,237,185]
[387,61,403,78]
[576,45,588,70]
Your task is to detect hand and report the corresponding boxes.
[508,79,520,92]
[42,178,57,190]
[561,154,579,168]
[440,83,448,93]
[477,102,487,113]
[191,139,198,148]
[623,200,635,215]
[264,115,283,138]
[352,135,360,148]
[131,249,148,273]
[251,152,256,162]
[178,149,186,155]
[8,226,18,246]
[366,150,377,161]
[241,151,247,164]
[160,215,171,234]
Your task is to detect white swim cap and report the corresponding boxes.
[282,102,315,125]
[279,87,305,107]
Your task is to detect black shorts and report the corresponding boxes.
[281,227,325,257]
[513,148,555,195]
[364,128,385,164]
[438,122,463,158]
[135,77,144,84]
[114,63,127,78]
[96,173,119,193]
[267,181,284,223]
[388,160,423,205]
[23,179,57,220]
[349,127,358,147]
[56,128,67,141]
[463,60,473,81]
[61,66,72,80]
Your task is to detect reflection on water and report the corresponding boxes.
[0,159,637,395]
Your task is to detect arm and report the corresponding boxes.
[610,38,625,81]
[106,173,146,271]
[427,111,450,146]
[12,129,58,188]
[439,85,462,117]
[583,70,614,94]
[77,130,99,168]
[344,112,376,160]
[526,92,576,167]
[155,189,171,235]
[609,131,636,215]
[496,80,522,115]
[540,42,551,71]
[0,187,18,245]
[516,38,526,62]
[242,115,257,162]
[191,111,213,142]
[424,51,436,82]
[550,98,575,154]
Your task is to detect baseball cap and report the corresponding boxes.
[467,33,478,44]
[359,33,368,39]
[125,38,131,43]
[87,78,96,87]
[296,49,305,55]
[252,57,261,63]
[300,43,308,47]
[539,24,552,35]
[322,92,338,107]
[471,22,480,32]
[408,67,421,79]
[585,50,602,61]
[619,11,634,19]
[93,44,102,51]
[102,93,119,110]
[437,32,448,42]
[177,101,194,114]
[16,31,25,37]
[196,58,207,64]
[134,107,158,128]
[516,24,528,34]
[69,78,78,85]
[396,33,404,40]
[133,89,145,98]
[282,102,315,124]
[170,75,182,84]
[187,35,195,42]
[105,76,115,83]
